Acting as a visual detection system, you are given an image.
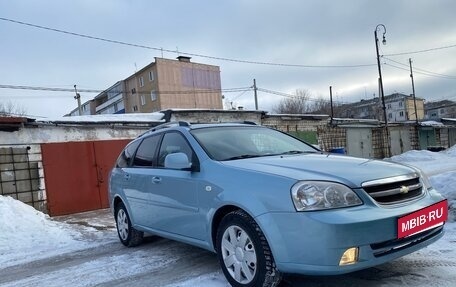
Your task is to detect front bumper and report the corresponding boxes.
[255,193,445,275]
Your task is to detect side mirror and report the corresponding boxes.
[164,152,192,170]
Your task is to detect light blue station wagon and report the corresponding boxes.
[109,122,447,287]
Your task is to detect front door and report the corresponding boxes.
[129,131,204,240]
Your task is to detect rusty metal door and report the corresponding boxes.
[41,139,130,216]
[93,140,131,208]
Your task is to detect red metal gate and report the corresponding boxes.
[41,139,130,216]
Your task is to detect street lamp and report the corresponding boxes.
[374,24,390,157]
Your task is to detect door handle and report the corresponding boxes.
[124,173,131,180]
[152,177,162,184]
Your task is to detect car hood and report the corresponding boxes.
[221,153,416,188]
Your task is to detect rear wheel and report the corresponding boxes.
[115,202,143,247]
[216,210,282,287]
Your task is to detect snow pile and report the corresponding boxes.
[420,121,444,127]
[0,196,89,268]
[390,145,456,222]
[445,144,456,156]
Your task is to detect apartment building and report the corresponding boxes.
[68,57,222,116]
[425,100,456,121]
[338,93,424,122]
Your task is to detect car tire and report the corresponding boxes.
[115,202,143,247]
[216,210,282,287]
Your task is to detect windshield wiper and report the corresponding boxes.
[223,154,261,161]
[278,150,318,155]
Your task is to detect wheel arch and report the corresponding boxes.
[211,204,255,250]
[113,195,124,212]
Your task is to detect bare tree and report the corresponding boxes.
[0,101,27,116]
[309,96,331,114]
[273,89,312,114]
[308,96,343,116]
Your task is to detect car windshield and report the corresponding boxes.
[191,126,319,161]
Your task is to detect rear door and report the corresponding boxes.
[122,135,161,227]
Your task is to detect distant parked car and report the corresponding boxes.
[109,122,447,287]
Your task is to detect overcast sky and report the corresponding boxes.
[1,0,455,118]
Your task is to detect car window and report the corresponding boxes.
[116,139,141,168]
[191,126,318,161]
[157,132,196,168]
[132,135,161,167]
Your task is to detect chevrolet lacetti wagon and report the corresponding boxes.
[109,122,448,287]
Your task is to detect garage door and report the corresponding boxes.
[41,139,130,216]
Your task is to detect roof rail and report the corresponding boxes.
[137,121,190,138]
[242,121,257,125]
[150,121,190,132]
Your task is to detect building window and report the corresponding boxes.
[388,113,392,119]
[387,104,392,109]
[151,91,157,101]
[140,95,146,106]
[133,105,138,112]
[399,101,403,107]
[139,76,144,87]
[399,111,404,117]
[149,71,154,81]
[440,108,445,114]
[131,88,136,94]
[114,103,118,112]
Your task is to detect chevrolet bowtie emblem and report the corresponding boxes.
[400,186,409,194]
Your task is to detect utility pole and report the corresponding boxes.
[409,58,419,125]
[74,85,82,116]
[374,24,391,157]
[329,86,334,125]
[253,79,258,110]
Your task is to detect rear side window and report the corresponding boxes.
[116,140,141,168]
[133,135,161,167]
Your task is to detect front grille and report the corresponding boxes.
[362,174,424,205]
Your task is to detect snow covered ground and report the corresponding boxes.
[0,147,455,286]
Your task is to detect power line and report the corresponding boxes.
[0,84,252,95]
[230,88,253,102]
[384,62,456,80]
[0,84,102,93]
[383,57,456,79]
[0,17,376,69]
[256,87,350,104]
[384,43,456,57]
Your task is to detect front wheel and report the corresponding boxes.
[115,202,143,247]
[216,210,282,287]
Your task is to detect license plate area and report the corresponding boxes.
[397,200,448,239]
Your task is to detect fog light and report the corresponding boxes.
[339,247,358,266]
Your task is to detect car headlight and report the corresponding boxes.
[291,181,363,211]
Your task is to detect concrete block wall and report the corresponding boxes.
[371,128,387,158]
[0,145,46,212]
[261,118,326,132]
[316,126,347,152]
